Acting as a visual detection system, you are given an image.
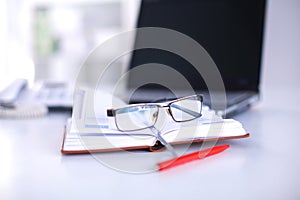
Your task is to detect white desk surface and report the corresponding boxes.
[1,1,300,199]
[1,87,300,200]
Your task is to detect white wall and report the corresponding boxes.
[0,0,141,89]
[0,0,7,89]
[261,0,300,91]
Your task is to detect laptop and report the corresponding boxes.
[126,0,267,118]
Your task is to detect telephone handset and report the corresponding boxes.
[0,79,73,118]
[0,79,28,103]
[0,79,48,118]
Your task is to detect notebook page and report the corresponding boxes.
[162,119,247,143]
[63,119,157,152]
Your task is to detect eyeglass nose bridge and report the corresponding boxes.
[156,104,172,116]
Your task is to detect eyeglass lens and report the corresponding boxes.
[169,96,202,122]
[115,105,159,131]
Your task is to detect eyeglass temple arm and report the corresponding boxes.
[151,126,178,158]
[171,104,202,117]
[108,104,201,118]
[107,107,142,117]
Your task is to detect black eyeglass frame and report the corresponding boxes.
[107,94,203,131]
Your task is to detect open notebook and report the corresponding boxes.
[61,88,249,154]
[61,117,249,154]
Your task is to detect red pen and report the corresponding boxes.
[157,144,230,171]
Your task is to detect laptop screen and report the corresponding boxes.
[128,0,266,93]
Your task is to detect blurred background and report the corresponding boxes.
[0,0,299,94]
[0,0,140,90]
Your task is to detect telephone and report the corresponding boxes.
[26,81,73,110]
[0,79,73,118]
[0,79,28,103]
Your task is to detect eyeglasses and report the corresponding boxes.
[107,94,203,132]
